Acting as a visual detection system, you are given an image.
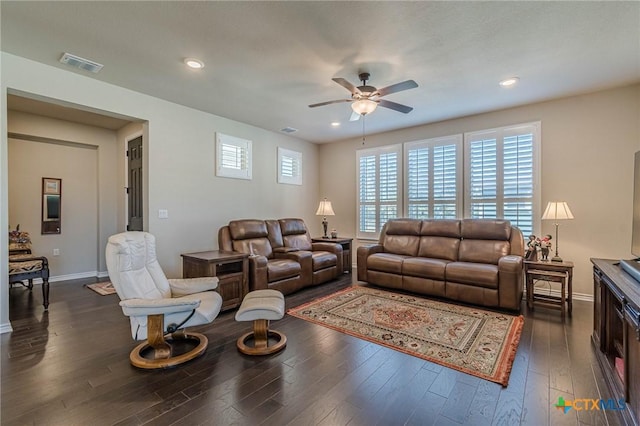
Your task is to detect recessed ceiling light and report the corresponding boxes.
[184,58,205,69]
[499,77,519,87]
[331,122,340,127]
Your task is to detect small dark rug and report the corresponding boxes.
[288,286,523,386]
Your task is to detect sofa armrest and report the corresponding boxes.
[357,244,384,281]
[498,255,524,310]
[248,254,269,291]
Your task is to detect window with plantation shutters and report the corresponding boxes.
[356,144,402,238]
[404,135,462,219]
[278,147,302,185]
[216,133,252,180]
[464,122,539,236]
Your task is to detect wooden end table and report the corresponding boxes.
[181,250,249,311]
[524,259,574,319]
[311,237,353,274]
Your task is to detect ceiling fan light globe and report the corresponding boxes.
[352,99,377,115]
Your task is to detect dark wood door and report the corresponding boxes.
[127,136,143,231]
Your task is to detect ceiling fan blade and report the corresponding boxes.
[349,110,361,121]
[308,99,351,108]
[332,77,361,94]
[375,80,418,97]
[378,99,414,114]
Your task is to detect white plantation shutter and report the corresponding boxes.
[357,145,402,238]
[405,136,462,219]
[216,133,252,180]
[278,147,302,185]
[465,122,539,236]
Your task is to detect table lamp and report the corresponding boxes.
[315,198,335,238]
[542,201,574,262]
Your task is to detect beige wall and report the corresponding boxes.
[319,83,640,299]
[1,53,321,330]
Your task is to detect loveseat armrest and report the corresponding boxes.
[275,250,313,285]
[168,277,218,297]
[497,255,524,310]
[119,298,200,317]
[312,242,343,272]
[273,247,299,253]
[357,244,384,281]
[248,254,269,291]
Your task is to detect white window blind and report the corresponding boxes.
[404,135,462,219]
[277,147,302,185]
[216,133,252,180]
[356,144,402,239]
[464,122,539,236]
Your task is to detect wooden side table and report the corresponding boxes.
[524,260,574,319]
[181,250,249,312]
[311,237,353,274]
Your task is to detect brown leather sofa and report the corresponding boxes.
[357,218,524,310]
[219,218,343,295]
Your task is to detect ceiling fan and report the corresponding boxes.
[309,72,418,121]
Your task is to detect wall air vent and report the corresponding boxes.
[59,52,104,73]
[280,127,298,134]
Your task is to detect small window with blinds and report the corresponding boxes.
[277,147,302,185]
[464,122,539,236]
[404,135,462,219]
[356,144,402,239]
[216,133,252,180]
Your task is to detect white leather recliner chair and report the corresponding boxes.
[106,232,222,369]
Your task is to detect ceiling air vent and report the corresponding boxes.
[280,127,298,134]
[59,52,104,73]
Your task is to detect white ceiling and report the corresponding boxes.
[1,1,639,143]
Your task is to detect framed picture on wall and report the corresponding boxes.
[43,178,60,195]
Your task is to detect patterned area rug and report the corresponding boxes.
[288,286,523,386]
[86,282,117,296]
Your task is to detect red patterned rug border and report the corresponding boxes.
[287,286,524,387]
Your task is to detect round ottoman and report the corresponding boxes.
[235,289,287,355]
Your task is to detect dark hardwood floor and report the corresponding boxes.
[1,274,624,426]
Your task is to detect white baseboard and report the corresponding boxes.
[22,270,104,285]
[0,322,14,334]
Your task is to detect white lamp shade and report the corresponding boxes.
[542,201,574,220]
[351,99,378,115]
[315,199,335,216]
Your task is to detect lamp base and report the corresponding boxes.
[551,255,563,263]
[322,219,328,239]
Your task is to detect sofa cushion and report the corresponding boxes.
[461,219,511,241]
[229,219,269,240]
[402,257,449,280]
[446,262,499,289]
[458,240,509,265]
[267,259,301,282]
[279,218,313,250]
[381,219,422,256]
[312,251,337,270]
[232,238,273,259]
[420,219,461,238]
[367,253,408,274]
[418,236,459,261]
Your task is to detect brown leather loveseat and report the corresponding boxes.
[219,218,343,295]
[357,218,524,310]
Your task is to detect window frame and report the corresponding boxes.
[277,147,302,185]
[403,135,463,219]
[356,144,402,240]
[216,133,252,180]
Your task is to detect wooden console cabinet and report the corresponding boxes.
[181,250,249,312]
[592,258,640,426]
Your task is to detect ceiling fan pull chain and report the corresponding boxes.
[362,114,366,145]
